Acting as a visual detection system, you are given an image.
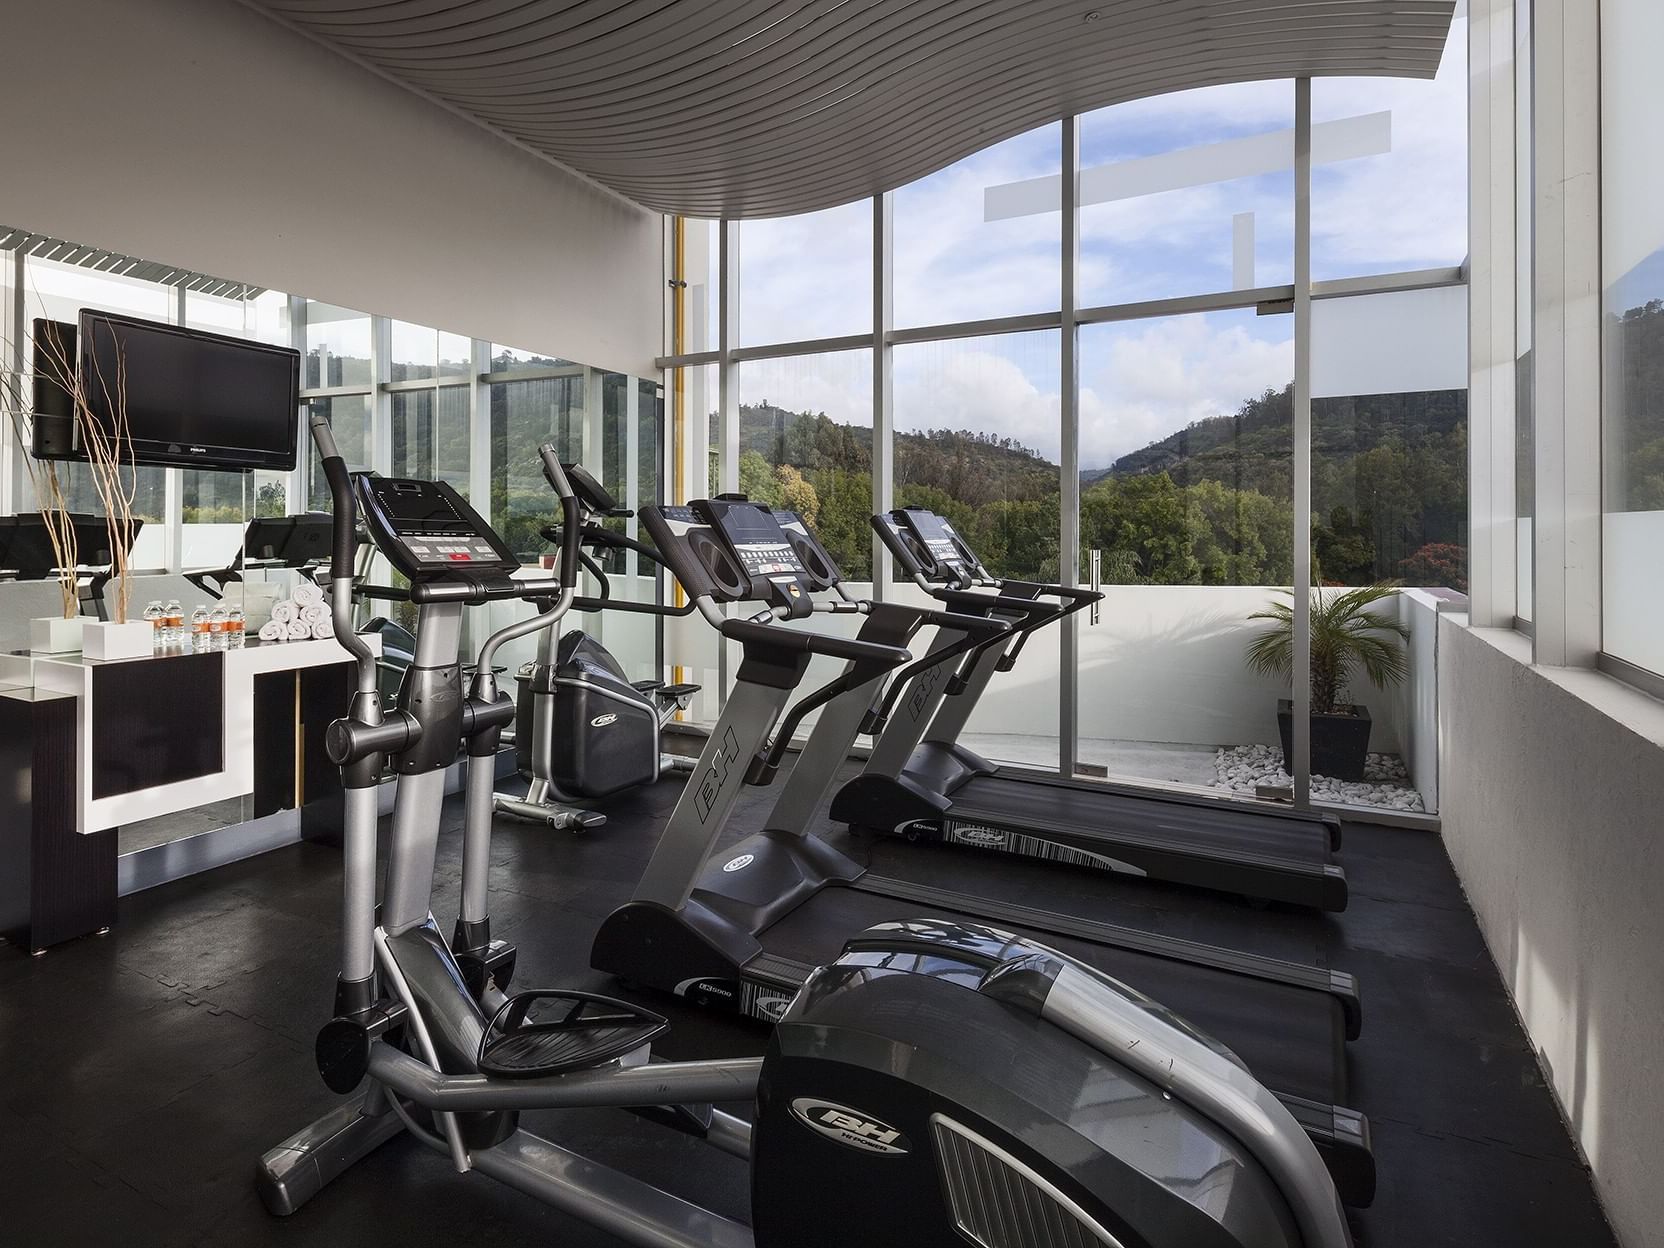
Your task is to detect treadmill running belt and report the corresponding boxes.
[761,885,1345,1109]
[957,774,1330,866]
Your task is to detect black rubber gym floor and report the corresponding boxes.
[0,767,1620,1247]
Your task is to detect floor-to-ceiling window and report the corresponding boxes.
[663,18,1470,816]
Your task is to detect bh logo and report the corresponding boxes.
[789,1099,910,1155]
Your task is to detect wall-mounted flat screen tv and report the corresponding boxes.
[74,310,301,472]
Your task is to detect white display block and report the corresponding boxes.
[81,620,155,661]
[29,616,84,654]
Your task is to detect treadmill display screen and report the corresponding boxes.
[712,505,808,578]
[901,509,969,574]
[380,483,471,529]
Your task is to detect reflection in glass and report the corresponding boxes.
[390,320,437,381]
[305,301,371,388]
[307,395,371,510]
[1600,0,1664,675]
[490,374,582,557]
[392,388,469,499]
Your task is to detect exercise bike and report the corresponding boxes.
[494,461,699,830]
[256,426,1354,1248]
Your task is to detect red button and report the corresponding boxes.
[447,553,471,561]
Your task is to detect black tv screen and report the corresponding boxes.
[76,311,300,472]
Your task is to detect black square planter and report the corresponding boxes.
[1277,698,1372,781]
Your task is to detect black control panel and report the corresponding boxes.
[638,500,823,614]
[875,507,987,587]
[773,510,842,591]
[562,462,631,518]
[354,476,520,583]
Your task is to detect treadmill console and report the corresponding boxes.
[355,476,520,583]
[877,507,987,587]
[637,500,818,614]
[772,510,842,592]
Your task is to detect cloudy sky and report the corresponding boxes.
[715,17,1468,470]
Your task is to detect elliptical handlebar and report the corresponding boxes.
[538,444,583,594]
[310,412,378,698]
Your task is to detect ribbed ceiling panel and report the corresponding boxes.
[246,0,1457,218]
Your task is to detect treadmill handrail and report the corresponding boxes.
[719,616,911,667]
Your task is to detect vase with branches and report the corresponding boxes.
[1244,583,1409,780]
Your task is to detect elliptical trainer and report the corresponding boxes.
[495,462,699,830]
[255,434,1354,1248]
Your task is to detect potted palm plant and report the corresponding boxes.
[1244,583,1409,782]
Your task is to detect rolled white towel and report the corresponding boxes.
[291,581,324,607]
[258,620,285,643]
[284,619,312,641]
[300,602,330,626]
[311,619,334,641]
[270,599,298,626]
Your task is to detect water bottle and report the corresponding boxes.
[189,605,211,650]
[227,608,245,649]
[208,605,228,650]
[142,601,163,651]
[164,599,184,647]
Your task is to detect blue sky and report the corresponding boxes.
[729,17,1469,469]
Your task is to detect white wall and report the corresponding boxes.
[0,0,661,376]
[1438,619,1664,1248]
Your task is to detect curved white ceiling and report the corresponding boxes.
[246,0,1457,218]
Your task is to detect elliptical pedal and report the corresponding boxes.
[477,990,668,1078]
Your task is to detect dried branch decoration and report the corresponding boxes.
[0,321,82,619]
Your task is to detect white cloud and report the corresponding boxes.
[895,345,1062,458]
[1080,316,1294,467]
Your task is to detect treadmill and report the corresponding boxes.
[590,497,1375,1206]
[829,506,1349,911]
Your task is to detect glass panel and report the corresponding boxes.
[307,394,371,510]
[489,373,582,558]
[673,218,720,356]
[894,122,1061,328]
[1515,0,1534,624]
[1306,288,1467,813]
[1601,0,1664,676]
[736,350,875,581]
[1075,311,1293,790]
[390,321,437,381]
[185,289,290,344]
[490,344,571,370]
[1311,14,1469,280]
[21,254,173,326]
[1080,82,1293,306]
[439,331,472,379]
[739,202,871,345]
[304,301,371,388]
[391,388,470,499]
[893,331,1060,768]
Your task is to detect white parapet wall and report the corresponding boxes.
[1437,619,1664,1248]
[664,582,1459,794]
